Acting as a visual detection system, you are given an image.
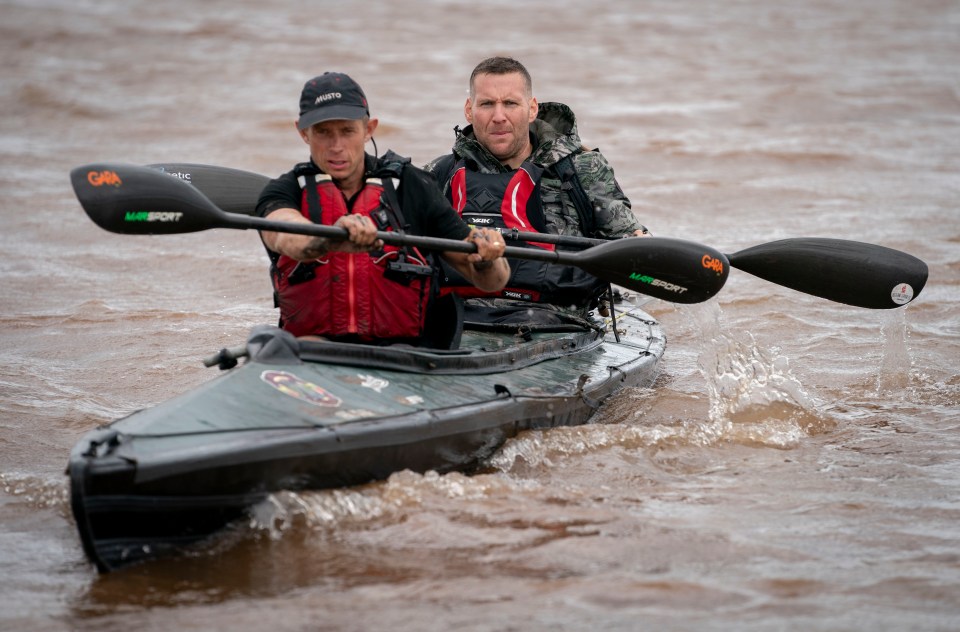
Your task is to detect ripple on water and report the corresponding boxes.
[0,472,70,515]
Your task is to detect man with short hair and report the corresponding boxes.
[425,57,647,315]
[256,72,509,346]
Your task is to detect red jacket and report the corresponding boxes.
[271,174,432,340]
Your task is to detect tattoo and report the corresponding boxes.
[301,237,329,259]
[472,260,494,271]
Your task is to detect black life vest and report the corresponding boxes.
[440,158,606,306]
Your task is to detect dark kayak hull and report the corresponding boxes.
[68,306,665,572]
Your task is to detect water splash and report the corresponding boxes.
[686,302,831,447]
[876,307,913,393]
[246,470,539,538]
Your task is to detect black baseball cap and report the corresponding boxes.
[297,72,370,130]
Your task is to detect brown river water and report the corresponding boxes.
[2,1,959,630]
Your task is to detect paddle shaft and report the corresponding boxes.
[222,211,559,264]
[145,163,609,252]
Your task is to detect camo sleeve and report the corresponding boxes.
[574,150,644,238]
[422,155,443,174]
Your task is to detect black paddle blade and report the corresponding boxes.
[575,237,730,303]
[70,163,227,234]
[729,238,928,309]
[146,163,269,215]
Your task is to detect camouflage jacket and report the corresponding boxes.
[424,102,643,238]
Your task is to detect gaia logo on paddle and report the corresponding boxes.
[123,211,184,223]
[702,254,725,274]
[628,273,688,295]
[890,283,914,305]
[87,170,122,187]
[261,370,342,407]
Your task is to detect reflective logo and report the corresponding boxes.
[261,370,342,407]
[87,170,122,187]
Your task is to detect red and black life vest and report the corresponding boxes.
[270,168,433,341]
[449,160,556,252]
[441,159,606,306]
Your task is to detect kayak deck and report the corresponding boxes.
[68,305,665,572]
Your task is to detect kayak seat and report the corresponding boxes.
[462,300,598,334]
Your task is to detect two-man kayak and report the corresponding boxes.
[68,302,665,572]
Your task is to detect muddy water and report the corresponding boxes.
[2,1,959,630]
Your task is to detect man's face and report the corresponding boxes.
[299,117,377,191]
[465,72,538,169]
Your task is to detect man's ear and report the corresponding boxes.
[365,117,379,140]
[528,97,539,123]
[464,98,473,123]
[296,121,309,143]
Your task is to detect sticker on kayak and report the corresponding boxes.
[261,370,342,407]
[891,283,914,305]
[339,373,389,393]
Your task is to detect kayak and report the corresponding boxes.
[65,161,928,573]
[68,302,665,572]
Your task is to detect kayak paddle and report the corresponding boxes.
[146,162,270,215]
[501,231,928,310]
[145,161,929,309]
[70,162,729,304]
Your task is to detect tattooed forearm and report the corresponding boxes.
[301,237,330,260]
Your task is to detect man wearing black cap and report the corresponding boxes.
[256,72,508,346]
